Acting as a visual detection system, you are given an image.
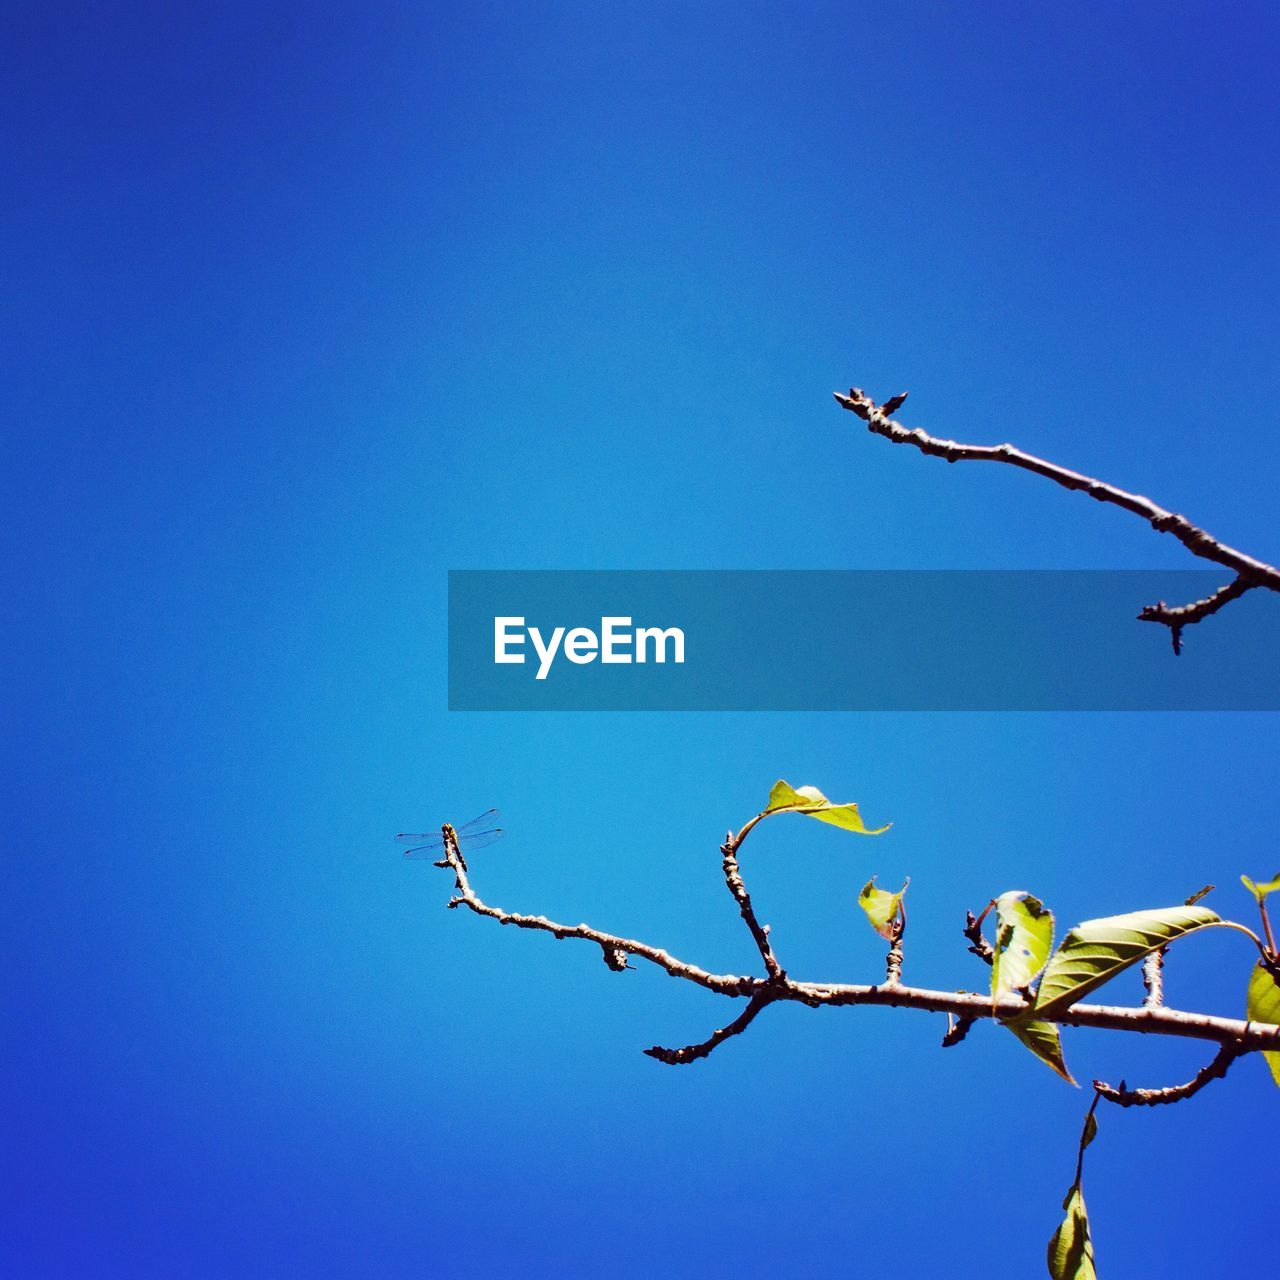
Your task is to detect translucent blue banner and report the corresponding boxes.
[447,571,1280,710]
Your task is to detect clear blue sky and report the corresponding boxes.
[4,3,1278,1276]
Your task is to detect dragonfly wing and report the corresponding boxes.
[454,808,499,833]
[398,832,446,856]
[402,841,448,859]
[455,828,504,850]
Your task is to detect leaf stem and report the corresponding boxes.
[1258,899,1277,959]
[1216,918,1270,958]
[1073,1091,1102,1190]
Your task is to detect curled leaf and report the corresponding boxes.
[764,780,891,835]
[1031,905,1220,1021]
[857,877,907,940]
[1246,959,1280,1088]
[992,891,1054,999]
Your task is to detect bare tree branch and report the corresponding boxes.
[1093,1042,1241,1107]
[833,386,1279,649]
[782,979,1278,1049]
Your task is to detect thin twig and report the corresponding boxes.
[643,994,772,1065]
[721,829,784,979]
[833,387,1278,648]
[1258,903,1278,960]
[439,833,758,997]
[1137,576,1253,654]
[1093,1042,1242,1107]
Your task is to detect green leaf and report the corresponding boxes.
[1242,872,1280,903]
[857,877,906,940]
[1246,959,1280,1088]
[764,780,891,835]
[1080,1109,1097,1154]
[1047,1186,1096,1280]
[1031,904,1220,1021]
[992,891,1054,999]
[1004,1017,1075,1085]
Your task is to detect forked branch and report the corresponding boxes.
[833,386,1280,651]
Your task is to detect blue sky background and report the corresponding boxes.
[4,3,1278,1276]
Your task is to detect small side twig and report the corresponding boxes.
[884,936,904,986]
[1093,1041,1242,1107]
[643,993,773,1065]
[1257,901,1278,960]
[1141,947,1166,1009]
[884,908,905,986]
[964,908,995,965]
[942,1014,976,1048]
[1138,576,1255,655]
[721,829,784,980]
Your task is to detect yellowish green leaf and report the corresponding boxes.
[1242,872,1280,903]
[992,891,1054,999]
[1080,1109,1097,1153]
[857,877,906,940]
[764,780,891,835]
[1031,905,1220,1021]
[1004,1017,1075,1085]
[1246,959,1280,1088]
[1048,1186,1096,1280]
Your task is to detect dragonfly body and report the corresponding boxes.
[397,809,504,871]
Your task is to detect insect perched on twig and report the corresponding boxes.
[397,809,504,872]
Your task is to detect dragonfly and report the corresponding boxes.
[397,809,505,870]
